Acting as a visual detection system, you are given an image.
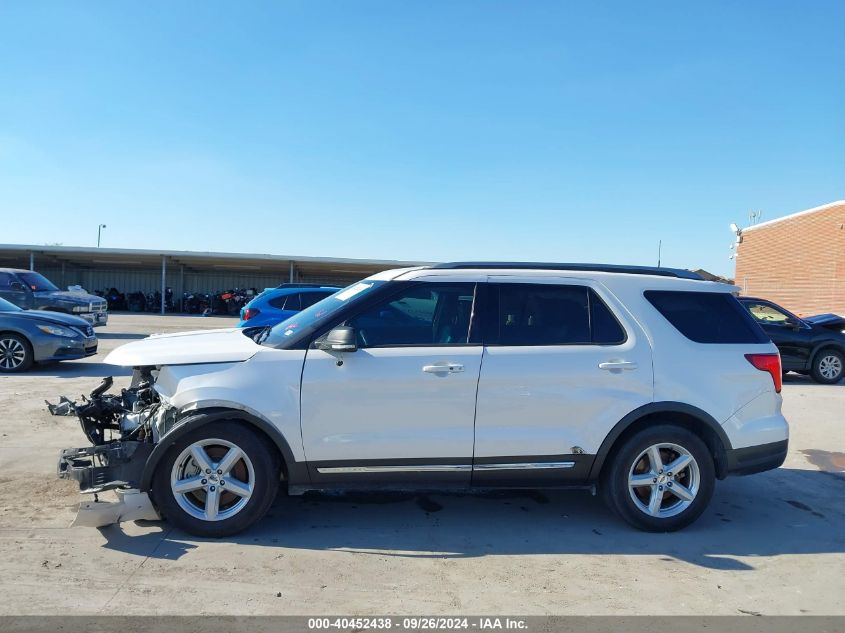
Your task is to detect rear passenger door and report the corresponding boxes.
[472,277,653,485]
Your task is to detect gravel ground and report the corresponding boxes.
[0,314,843,615]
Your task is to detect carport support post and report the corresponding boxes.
[29,252,34,271]
[289,260,294,283]
[161,256,167,315]
[179,265,185,313]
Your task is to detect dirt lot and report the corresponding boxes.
[0,314,843,615]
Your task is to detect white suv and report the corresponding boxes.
[56,263,788,536]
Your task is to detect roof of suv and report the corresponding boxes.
[430,262,703,279]
[370,262,719,283]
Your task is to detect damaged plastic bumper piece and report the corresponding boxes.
[58,441,154,493]
[58,442,160,526]
[72,488,160,527]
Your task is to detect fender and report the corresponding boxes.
[587,402,733,480]
[808,341,845,370]
[139,407,310,490]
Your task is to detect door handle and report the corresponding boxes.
[598,360,638,371]
[423,363,465,374]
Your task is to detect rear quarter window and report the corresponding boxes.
[269,293,300,311]
[645,290,768,344]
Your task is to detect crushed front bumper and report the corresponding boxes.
[58,441,161,526]
[58,441,154,493]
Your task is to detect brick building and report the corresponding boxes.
[734,200,845,316]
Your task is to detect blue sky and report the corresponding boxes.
[0,1,842,276]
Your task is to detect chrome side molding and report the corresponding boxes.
[316,461,576,474]
[474,461,576,471]
[316,464,472,474]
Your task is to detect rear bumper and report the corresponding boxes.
[725,439,788,476]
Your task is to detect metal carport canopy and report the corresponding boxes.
[0,244,431,314]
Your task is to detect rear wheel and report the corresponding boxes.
[152,422,279,537]
[0,333,33,373]
[810,348,843,384]
[602,425,715,531]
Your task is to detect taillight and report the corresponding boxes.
[745,353,782,393]
[242,308,260,321]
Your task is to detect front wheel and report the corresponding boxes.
[0,333,33,373]
[810,348,844,384]
[152,422,280,537]
[602,425,715,532]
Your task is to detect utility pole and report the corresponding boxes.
[657,240,662,268]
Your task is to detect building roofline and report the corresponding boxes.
[742,200,845,232]
[0,243,431,268]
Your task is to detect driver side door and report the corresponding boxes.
[299,281,482,486]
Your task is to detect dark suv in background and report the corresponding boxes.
[0,268,108,326]
[740,297,845,384]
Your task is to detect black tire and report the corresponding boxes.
[151,421,280,537]
[601,424,715,532]
[810,348,844,384]
[0,333,34,373]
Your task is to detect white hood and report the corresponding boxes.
[105,328,261,367]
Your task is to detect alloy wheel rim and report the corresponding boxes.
[170,438,255,522]
[819,355,842,380]
[0,338,26,370]
[628,442,700,518]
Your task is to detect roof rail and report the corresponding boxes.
[274,283,333,289]
[429,262,704,280]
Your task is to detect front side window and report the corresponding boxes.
[743,301,795,326]
[0,272,17,289]
[495,283,625,346]
[262,281,386,348]
[16,271,58,292]
[346,283,476,347]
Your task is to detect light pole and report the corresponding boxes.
[97,224,107,247]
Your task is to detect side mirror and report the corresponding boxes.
[316,326,358,353]
[784,317,801,330]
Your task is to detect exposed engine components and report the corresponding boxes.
[46,370,161,445]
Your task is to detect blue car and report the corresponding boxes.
[237,284,340,328]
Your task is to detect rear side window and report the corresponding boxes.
[495,284,626,346]
[645,290,768,344]
[269,293,301,311]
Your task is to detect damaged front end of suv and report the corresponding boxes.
[50,368,176,526]
[48,324,273,530]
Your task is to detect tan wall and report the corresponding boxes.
[734,202,845,316]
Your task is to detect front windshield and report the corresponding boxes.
[262,280,385,348]
[0,297,22,312]
[17,271,59,292]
